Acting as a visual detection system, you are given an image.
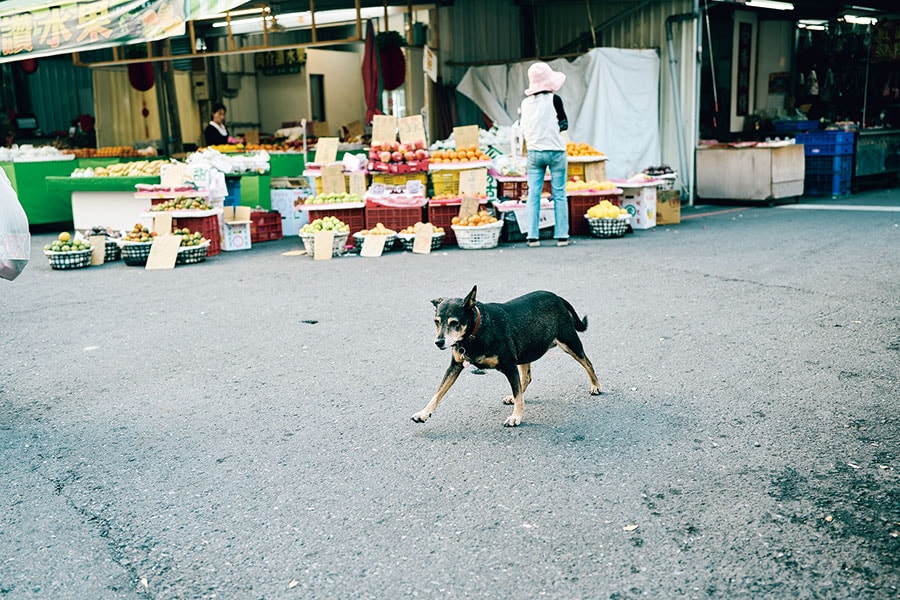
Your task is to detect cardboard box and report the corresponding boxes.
[656,190,681,225]
[221,206,252,251]
[618,182,657,229]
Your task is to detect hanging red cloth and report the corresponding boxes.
[362,20,383,124]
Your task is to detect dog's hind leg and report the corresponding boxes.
[503,363,531,405]
[557,339,602,395]
[498,364,525,427]
[412,360,464,423]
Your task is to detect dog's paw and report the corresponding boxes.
[502,394,514,405]
[590,385,602,396]
[503,414,522,427]
[411,411,431,423]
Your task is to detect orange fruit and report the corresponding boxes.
[451,216,460,225]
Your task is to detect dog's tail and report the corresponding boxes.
[561,297,588,332]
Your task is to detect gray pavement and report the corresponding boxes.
[1,189,899,599]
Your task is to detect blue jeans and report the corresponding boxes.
[526,149,569,240]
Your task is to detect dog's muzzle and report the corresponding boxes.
[434,338,446,349]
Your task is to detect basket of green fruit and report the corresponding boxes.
[174,228,209,264]
[299,217,351,257]
[43,232,93,270]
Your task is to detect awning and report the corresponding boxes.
[0,0,246,64]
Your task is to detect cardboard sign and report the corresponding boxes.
[584,160,606,182]
[349,172,367,196]
[371,115,397,145]
[320,164,346,195]
[458,168,487,197]
[454,125,479,150]
[90,235,106,265]
[405,179,423,196]
[459,196,480,220]
[399,115,427,145]
[360,234,387,257]
[312,121,331,137]
[145,235,182,270]
[244,130,260,145]
[314,137,339,165]
[412,222,433,254]
[345,120,364,138]
[152,213,173,235]
[313,230,335,260]
[423,45,438,83]
[160,163,185,188]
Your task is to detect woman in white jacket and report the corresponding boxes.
[519,62,570,247]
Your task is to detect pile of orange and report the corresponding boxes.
[451,210,498,227]
[430,145,491,164]
[566,141,605,157]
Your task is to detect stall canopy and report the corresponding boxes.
[457,48,661,180]
[0,0,246,63]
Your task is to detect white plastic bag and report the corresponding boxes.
[0,167,30,281]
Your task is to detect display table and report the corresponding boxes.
[46,176,158,231]
[855,129,900,182]
[3,159,77,226]
[696,143,804,203]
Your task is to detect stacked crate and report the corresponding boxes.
[796,131,855,196]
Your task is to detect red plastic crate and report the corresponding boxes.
[365,205,426,231]
[567,193,623,237]
[427,200,488,246]
[305,206,366,237]
[250,210,283,243]
[172,214,221,256]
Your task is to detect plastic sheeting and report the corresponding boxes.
[457,48,661,180]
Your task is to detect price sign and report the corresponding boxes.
[368,183,386,197]
[349,172,367,196]
[454,125,479,150]
[320,164,346,195]
[152,213,173,236]
[412,222,433,254]
[399,115,427,145]
[371,115,397,146]
[584,160,606,182]
[312,121,331,137]
[145,235,181,270]
[313,230,335,260]
[90,235,106,265]
[458,168,487,197]
[314,137,339,165]
[160,163,185,188]
[345,120,364,138]
[405,179,423,196]
[360,234,387,258]
[459,196,480,220]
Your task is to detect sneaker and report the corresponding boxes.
[527,240,541,247]
[556,239,569,247]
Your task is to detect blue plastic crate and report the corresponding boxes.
[804,173,851,196]
[796,131,855,156]
[805,154,853,177]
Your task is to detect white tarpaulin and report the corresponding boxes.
[457,48,660,180]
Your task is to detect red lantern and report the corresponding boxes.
[128,62,155,92]
[20,58,38,74]
[380,45,406,91]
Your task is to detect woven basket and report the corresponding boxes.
[120,241,154,266]
[44,249,93,270]
[299,231,350,257]
[176,242,209,265]
[585,216,629,238]
[353,233,398,252]
[104,239,121,262]
[451,221,504,249]
[397,232,445,251]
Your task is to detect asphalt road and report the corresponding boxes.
[1,192,898,599]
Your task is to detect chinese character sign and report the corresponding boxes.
[0,0,191,63]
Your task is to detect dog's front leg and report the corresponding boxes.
[499,364,524,427]
[412,360,464,423]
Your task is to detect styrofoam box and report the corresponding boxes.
[221,221,252,251]
[271,189,311,236]
[618,182,657,229]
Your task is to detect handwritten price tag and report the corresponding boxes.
[371,115,397,145]
[458,168,487,197]
[399,115,426,145]
[314,137,339,165]
[454,125,479,150]
[320,164,346,195]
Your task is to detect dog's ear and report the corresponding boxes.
[430,297,444,307]
[464,285,477,308]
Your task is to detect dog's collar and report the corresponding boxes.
[463,305,481,342]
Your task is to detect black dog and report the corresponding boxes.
[412,286,602,427]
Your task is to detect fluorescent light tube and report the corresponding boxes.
[746,0,795,10]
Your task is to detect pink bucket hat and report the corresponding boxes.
[524,62,566,95]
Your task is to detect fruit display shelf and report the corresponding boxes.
[566,189,624,237]
[299,202,366,238]
[426,198,490,246]
[140,208,223,256]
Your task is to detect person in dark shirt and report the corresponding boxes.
[204,102,229,146]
